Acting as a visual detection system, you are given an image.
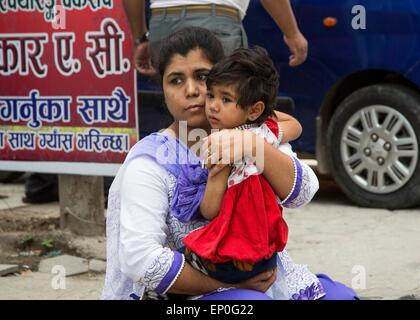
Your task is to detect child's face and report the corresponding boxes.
[205,84,249,129]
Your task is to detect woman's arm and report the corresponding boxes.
[120,157,178,293]
[120,156,276,296]
[200,165,231,220]
[168,262,225,295]
[257,136,296,200]
[120,157,229,295]
[169,263,277,295]
[203,130,319,208]
[276,143,320,208]
[258,140,319,207]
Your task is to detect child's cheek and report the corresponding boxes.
[204,99,211,113]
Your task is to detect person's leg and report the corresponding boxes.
[198,15,247,54]
[149,10,247,57]
[317,274,359,300]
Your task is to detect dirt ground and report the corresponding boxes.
[1,177,419,300]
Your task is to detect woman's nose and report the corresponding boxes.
[185,78,199,97]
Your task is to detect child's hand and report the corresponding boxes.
[201,129,263,177]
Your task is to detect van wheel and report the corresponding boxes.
[327,84,420,209]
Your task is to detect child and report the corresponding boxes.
[178,46,301,284]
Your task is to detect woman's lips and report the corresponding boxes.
[185,104,204,112]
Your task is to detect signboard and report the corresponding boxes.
[0,0,138,176]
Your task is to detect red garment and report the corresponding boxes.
[182,118,288,264]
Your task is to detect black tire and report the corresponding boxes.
[22,173,58,204]
[327,84,420,209]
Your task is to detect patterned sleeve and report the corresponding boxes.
[119,156,185,294]
[276,143,320,208]
[141,249,186,294]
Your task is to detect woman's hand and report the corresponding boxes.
[201,129,264,177]
[235,268,277,293]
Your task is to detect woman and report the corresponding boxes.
[102,27,358,300]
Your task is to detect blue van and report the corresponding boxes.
[138,0,420,209]
[247,0,420,209]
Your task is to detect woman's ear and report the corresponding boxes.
[247,101,265,122]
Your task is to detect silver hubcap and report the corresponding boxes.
[341,105,418,194]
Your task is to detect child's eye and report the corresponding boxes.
[206,92,214,99]
[222,97,232,103]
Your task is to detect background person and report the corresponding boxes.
[123,0,309,76]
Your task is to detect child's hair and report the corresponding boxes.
[157,26,225,81]
[206,46,279,123]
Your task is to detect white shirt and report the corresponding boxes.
[102,139,322,299]
[150,0,251,19]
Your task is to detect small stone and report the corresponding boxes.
[43,250,61,258]
[89,259,106,273]
[0,264,19,276]
[38,254,89,276]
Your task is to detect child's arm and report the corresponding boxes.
[200,165,231,220]
[274,111,302,143]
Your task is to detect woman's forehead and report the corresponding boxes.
[164,49,213,75]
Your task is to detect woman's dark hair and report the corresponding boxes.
[206,46,279,123]
[156,26,225,80]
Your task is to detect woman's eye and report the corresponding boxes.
[197,74,208,81]
[170,78,182,85]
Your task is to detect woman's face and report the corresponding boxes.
[162,49,213,130]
